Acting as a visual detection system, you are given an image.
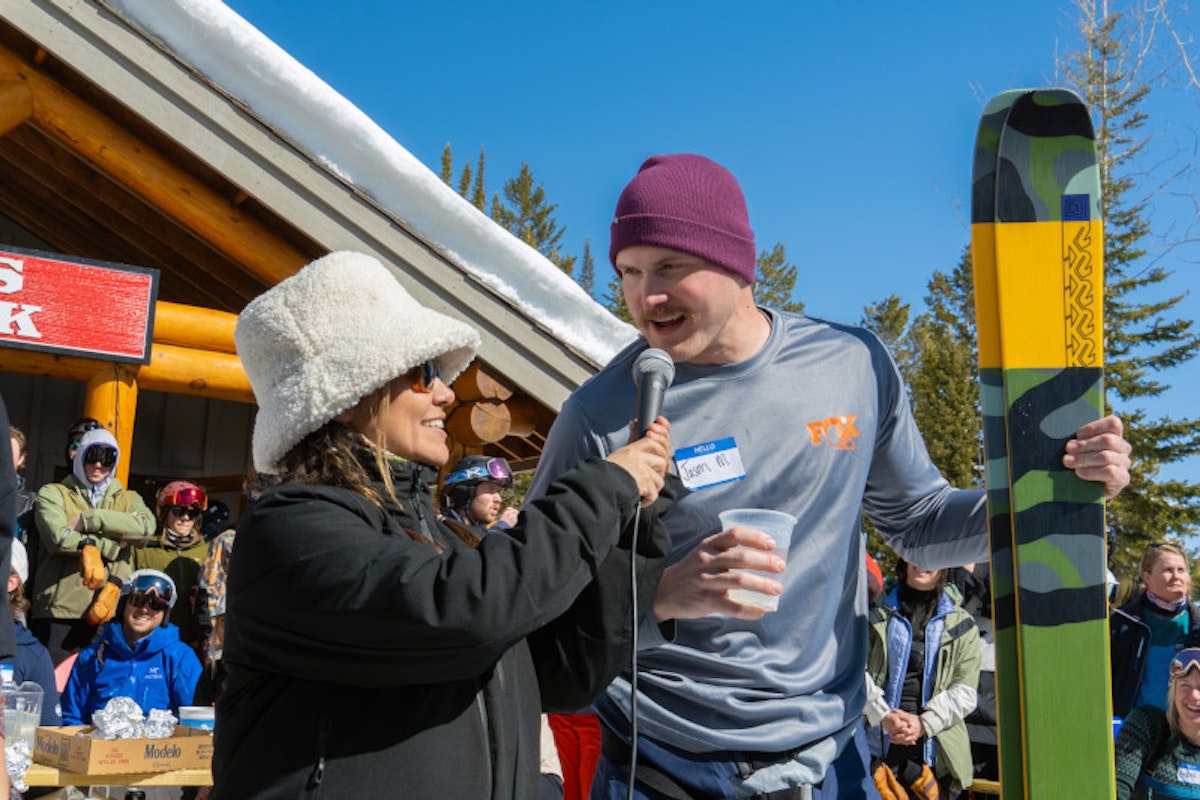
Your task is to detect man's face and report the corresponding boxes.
[81,446,115,484]
[166,505,199,539]
[616,245,756,366]
[469,480,504,526]
[122,593,166,641]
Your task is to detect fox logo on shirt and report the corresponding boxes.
[806,415,860,451]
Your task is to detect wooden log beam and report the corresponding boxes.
[507,396,538,438]
[0,343,254,404]
[83,365,138,485]
[0,80,32,137]
[445,399,511,446]
[0,44,307,287]
[154,301,238,354]
[0,127,269,308]
[452,363,513,403]
[0,346,111,383]
[137,343,254,404]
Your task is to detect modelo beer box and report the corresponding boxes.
[33,726,212,774]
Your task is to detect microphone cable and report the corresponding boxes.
[627,501,642,800]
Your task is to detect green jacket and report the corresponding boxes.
[31,476,156,620]
[133,535,209,646]
[865,591,982,787]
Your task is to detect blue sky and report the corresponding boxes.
[223,0,1199,488]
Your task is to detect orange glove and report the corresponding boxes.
[908,764,942,800]
[79,539,106,590]
[86,577,122,626]
[872,763,905,800]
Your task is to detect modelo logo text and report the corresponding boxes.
[34,733,58,755]
[145,742,181,759]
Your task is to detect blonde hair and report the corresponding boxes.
[1168,673,1192,735]
[1141,542,1191,580]
[7,571,28,622]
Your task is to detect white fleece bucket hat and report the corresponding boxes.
[235,251,480,472]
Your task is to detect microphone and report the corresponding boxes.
[632,348,675,437]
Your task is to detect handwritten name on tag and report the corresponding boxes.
[675,438,746,491]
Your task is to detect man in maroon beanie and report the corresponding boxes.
[527,153,1133,799]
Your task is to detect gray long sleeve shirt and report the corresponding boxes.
[526,309,988,773]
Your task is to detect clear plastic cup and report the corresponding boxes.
[718,508,797,612]
[4,681,43,751]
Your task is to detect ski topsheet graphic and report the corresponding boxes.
[970,89,1026,800]
[971,88,1114,799]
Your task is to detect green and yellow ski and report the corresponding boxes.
[972,88,1114,799]
[970,89,1027,800]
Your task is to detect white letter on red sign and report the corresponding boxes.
[0,302,41,338]
[0,257,23,294]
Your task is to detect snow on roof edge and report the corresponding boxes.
[101,0,637,367]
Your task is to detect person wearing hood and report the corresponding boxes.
[134,480,211,655]
[30,426,156,665]
[211,251,675,799]
[61,569,201,725]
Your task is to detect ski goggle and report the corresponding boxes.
[1171,648,1200,679]
[409,359,442,393]
[81,445,117,468]
[124,572,175,604]
[160,485,208,510]
[167,505,202,520]
[445,457,513,488]
[129,593,171,613]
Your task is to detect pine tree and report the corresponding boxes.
[458,163,472,200]
[753,244,804,313]
[578,238,596,296]
[440,144,486,210]
[1062,0,1200,563]
[860,252,983,572]
[603,270,632,323]
[861,294,912,371]
[470,147,486,211]
[903,249,982,490]
[491,162,576,276]
[440,143,453,186]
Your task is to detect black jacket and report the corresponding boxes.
[1109,593,1200,718]
[212,457,672,799]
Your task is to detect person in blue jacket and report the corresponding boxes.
[3,539,61,726]
[61,569,201,725]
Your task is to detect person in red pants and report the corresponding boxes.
[550,712,602,800]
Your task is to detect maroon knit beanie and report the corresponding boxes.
[609,154,756,284]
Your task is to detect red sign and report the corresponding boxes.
[0,246,158,364]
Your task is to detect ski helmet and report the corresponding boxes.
[441,456,512,511]
[156,480,209,517]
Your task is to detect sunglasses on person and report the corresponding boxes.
[81,445,117,467]
[167,505,202,519]
[128,592,171,613]
[1171,648,1200,678]
[410,359,442,393]
[445,457,513,488]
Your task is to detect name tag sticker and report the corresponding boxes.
[1179,763,1200,785]
[674,438,746,491]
